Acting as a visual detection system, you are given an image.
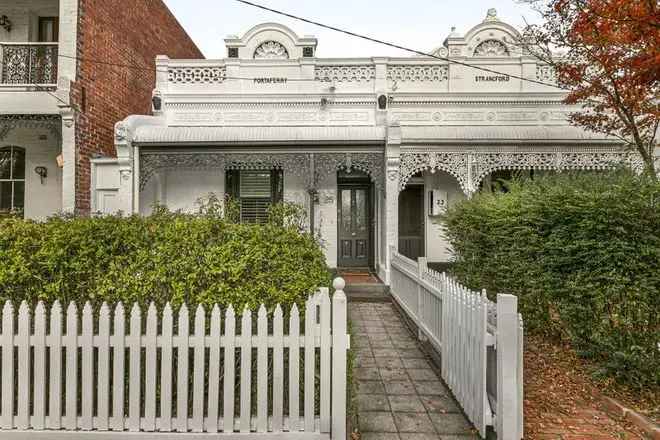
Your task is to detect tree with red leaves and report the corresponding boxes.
[521,0,659,177]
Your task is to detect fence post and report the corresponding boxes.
[332,277,348,440]
[417,257,428,341]
[496,294,520,440]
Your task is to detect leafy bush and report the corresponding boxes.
[0,199,330,312]
[442,171,660,390]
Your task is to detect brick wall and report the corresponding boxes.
[71,0,202,213]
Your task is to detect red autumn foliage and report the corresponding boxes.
[521,0,660,176]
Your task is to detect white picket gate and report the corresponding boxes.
[0,279,350,439]
[390,248,524,440]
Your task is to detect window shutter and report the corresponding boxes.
[238,170,272,223]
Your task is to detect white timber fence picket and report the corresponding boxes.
[389,247,524,440]
[0,278,349,439]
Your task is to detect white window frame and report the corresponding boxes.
[0,146,26,214]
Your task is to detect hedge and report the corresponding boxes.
[442,171,659,390]
[0,199,330,312]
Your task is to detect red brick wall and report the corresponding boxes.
[71,0,203,213]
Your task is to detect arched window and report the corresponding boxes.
[0,146,25,214]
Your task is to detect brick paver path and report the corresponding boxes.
[350,302,479,440]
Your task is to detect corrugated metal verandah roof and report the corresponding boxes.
[133,124,619,146]
[133,126,386,145]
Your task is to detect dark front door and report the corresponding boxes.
[338,186,371,268]
[398,185,425,260]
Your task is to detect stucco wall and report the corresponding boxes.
[0,0,59,42]
[423,171,465,263]
[3,126,62,220]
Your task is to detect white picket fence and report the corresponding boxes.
[390,248,523,440]
[0,279,350,439]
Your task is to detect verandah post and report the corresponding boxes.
[331,277,348,440]
[496,294,520,440]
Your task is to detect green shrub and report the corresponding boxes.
[0,199,330,312]
[442,170,660,390]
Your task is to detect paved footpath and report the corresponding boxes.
[350,301,479,440]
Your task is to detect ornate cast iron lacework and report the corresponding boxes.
[315,153,384,190]
[0,114,61,141]
[399,152,470,192]
[314,65,376,83]
[139,153,312,191]
[387,65,448,83]
[139,152,385,192]
[168,67,227,84]
[254,41,289,59]
[471,151,644,187]
[473,40,510,57]
[400,150,644,194]
[1,44,58,85]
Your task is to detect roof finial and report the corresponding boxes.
[485,8,498,21]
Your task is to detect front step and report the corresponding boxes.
[344,283,391,302]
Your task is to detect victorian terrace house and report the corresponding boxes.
[98,10,645,282]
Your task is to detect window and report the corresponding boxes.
[0,146,25,215]
[38,17,59,42]
[226,170,283,223]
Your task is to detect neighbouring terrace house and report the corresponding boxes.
[97,9,645,283]
[0,0,202,219]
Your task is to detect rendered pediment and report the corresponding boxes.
[442,8,521,58]
[224,22,317,59]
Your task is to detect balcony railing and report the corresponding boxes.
[0,43,58,87]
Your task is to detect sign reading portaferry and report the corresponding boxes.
[475,75,510,82]
[253,77,288,84]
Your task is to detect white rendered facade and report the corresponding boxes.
[0,0,78,218]
[101,11,645,282]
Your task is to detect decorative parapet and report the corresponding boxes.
[387,65,448,83]
[314,65,376,83]
[167,66,227,84]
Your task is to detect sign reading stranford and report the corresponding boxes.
[475,75,510,82]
